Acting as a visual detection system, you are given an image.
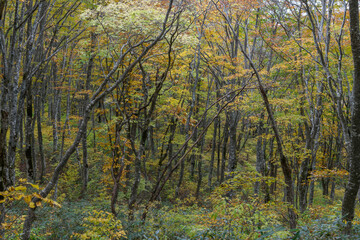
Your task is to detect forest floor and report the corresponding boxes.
[4,185,360,239]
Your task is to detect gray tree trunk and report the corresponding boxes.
[208,116,218,190]
[227,111,239,173]
[254,112,265,196]
[220,117,229,183]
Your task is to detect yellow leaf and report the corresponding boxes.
[24,195,32,204]
[0,192,7,197]
[29,202,35,208]
[15,186,27,191]
[29,184,39,190]
[36,201,41,207]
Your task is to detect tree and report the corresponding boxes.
[342,0,360,232]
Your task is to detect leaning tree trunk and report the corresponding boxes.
[242,50,297,229]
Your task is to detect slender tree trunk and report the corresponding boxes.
[195,154,202,199]
[264,136,275,202]
[36,96,45,183]
[189,128,198,180]
[111,121,125,217]
[208,116,218,190]
[255,112,265,195]
[220,117,229,183]
[227,111,239,173]
[52,62,59,158]
[25,82,35,182]
[331,126,343,201]
[167,118,176,176]
[128,124,144,221]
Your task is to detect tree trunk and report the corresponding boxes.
[227,111,239,173]
[220,117,229,183]
[255,112,265,196]
[111,122,125,217]
[342,0,360,231]
[25,82,35,182]
[208,116,218,190]
[36,97,45,183]
[52,62,59,159]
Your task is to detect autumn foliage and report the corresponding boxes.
[0,0,358,239]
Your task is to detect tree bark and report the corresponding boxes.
[342,0,360,232]
[227,111,239,173]
[208,116,218,190]
[255,112,265,196]
[220,117,229,183]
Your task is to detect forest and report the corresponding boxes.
[1,0,360,239]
